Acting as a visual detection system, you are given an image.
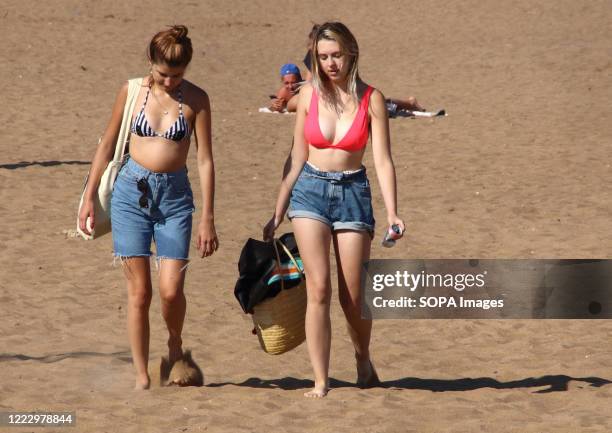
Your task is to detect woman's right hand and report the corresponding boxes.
[78,199,95,236]
[263,214,283,242]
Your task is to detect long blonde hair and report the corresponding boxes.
[311,22,360,114]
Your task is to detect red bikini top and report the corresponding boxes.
[304,86,374,152]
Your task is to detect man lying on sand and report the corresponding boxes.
[268,63,303,113]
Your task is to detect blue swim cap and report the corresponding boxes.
[279,63,302,79]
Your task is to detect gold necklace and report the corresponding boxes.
[151,85,172,116]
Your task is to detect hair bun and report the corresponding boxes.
[170,25,189,41]
[148,25,193,67]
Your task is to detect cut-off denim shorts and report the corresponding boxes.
[110,157,195,261]
[288,162,375,236]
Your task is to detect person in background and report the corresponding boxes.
[269,63,303,112]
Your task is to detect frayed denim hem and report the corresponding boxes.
[111,254,188,273]
[112,254,151,267]
[155,256,190,273]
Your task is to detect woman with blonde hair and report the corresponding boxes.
[79,25,218,389]
[264,22,405,397]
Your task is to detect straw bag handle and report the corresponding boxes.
[271,239,285,291]
[271,238,305,291]
[274,239,304,284]
[276,240,303,275]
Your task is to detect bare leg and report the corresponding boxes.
[122,257,153,390]
[333,230,380,387]
[390,96,425,112]
[158,259,188,365]
[292,218,332,398]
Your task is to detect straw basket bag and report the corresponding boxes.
[252,239,306,355]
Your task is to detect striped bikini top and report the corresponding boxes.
[131,86,189,141]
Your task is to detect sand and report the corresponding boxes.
[1,0,611,431]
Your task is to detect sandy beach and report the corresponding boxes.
[1,0,611,431]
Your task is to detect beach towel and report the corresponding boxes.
[394,109,446,118]
[258,107,294,114]
[234,233,303,314]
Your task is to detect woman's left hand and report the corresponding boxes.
[196,219,219,258]
[387,214,406,237]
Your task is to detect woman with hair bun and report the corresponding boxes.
[79,25,217,389]
[264,22,405,397]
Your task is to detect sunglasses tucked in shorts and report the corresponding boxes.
[110,157,195,261]
[288,162,375,236]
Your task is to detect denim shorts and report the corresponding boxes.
[110,157,195,260]
[288,162,375,235]
[385,99,399,118]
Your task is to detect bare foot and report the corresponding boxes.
[134,374,151,390]
[168,350,204,387]
[168,336,183,364]
[356,358,381,388]
[304,382,329,398]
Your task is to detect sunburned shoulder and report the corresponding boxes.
[297,82,314,109]
[182,79,208,98]
[300,82,314,91]
[367,88,387,113]
[366,86,385,102]
[111,80,130,105]
[118,80,130,95]
[181,80,210,110]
